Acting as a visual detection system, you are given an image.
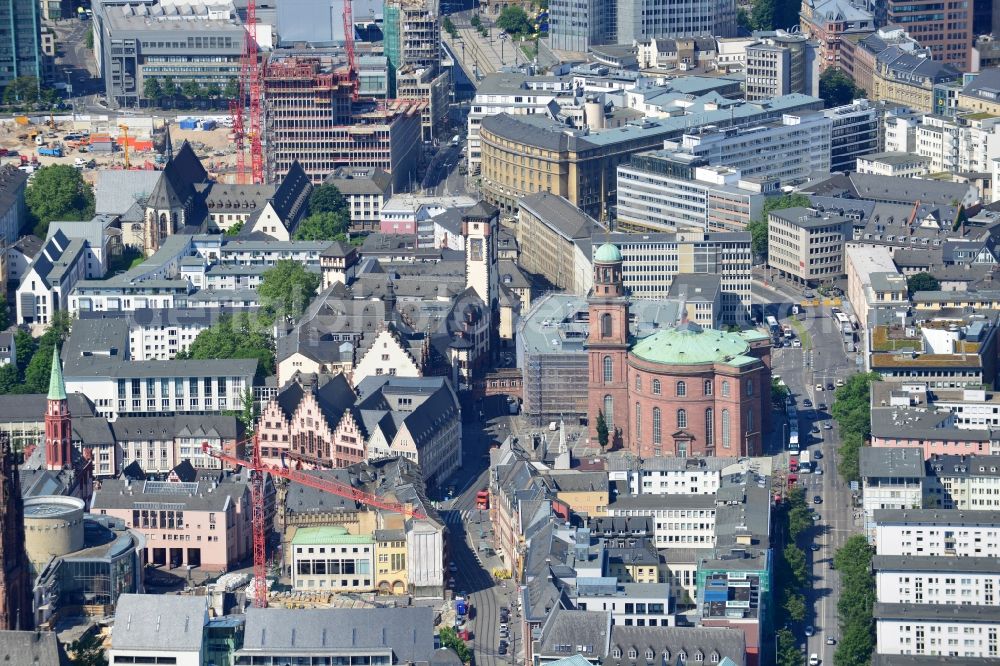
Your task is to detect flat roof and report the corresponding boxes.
[873,555,1000,574]
[875,602,1000,622]
[874,508,1000,526]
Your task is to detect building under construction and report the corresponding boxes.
[265,51,424,188]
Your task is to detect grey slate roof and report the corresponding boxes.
[238,607,435,660]
[325,166,393,196]
[95,170,161,215]
[111,594,208,652]
[0,392,95,423]
[875,602,1000,622]
[93,469,250,513]
[667,274,722,301]
[536,608,611,658]
[873,555,1000,574]
[111,414,243,442]
[605,625,745,666]
[146,141,209,211]
[961,67,1000,103]
[0,630,68,665]
[873,508,1000,526]
[518,191,607,241]
[859,447,926,479]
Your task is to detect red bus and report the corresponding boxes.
[476,490,489,510]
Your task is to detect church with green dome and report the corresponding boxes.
[586,244,772,458]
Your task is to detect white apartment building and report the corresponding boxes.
[874,555,1000,606]
[616,150,774,234]
[925,454,1000,510]
[873,509,1000,557]
[914,112,1000,177]
[916,114,962,173]
[884,108,922,153]
[860,447,926,542]
[591,230,753,323]
[125,308,256,361]
[668,112,832,186]
[607,456,726,495]
[856,152,931,177]
[767,207,853,285]
[927,389,1000,429]
[875,603,1000,659]
[606,495,717,548]
[573,580,674,627]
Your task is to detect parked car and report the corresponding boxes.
[810,544,821,552]
[812,514,821,521]
[823,423,833,430]
[803,399,813,407]
[813,495,822,504]
[805,626,814,637]
[809,653,820,666]
[814,452,823,459]
[826,637,836,645]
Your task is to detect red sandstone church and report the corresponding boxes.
[587,243,772,458]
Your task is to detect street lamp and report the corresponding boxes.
[498,31,508,65]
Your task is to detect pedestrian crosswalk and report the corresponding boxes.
[444,509,478,525]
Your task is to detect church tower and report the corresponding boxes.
[462,201,500,357]
[44,347,72,471]
[586,243,630,451]
[0,433,33,630]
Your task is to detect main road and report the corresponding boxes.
[755,278,862,664]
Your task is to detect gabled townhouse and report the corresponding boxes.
[17,229,92,326]
[237,161,313,240]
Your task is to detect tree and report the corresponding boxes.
[596,410,609,451]
[776,628,803,666]
[907,272,940,293]
[68,632,108,666]
[819,68,862,109]
[258,260,322,322]
[294,211,349,241]
[786,486,812,540]
[224,77,240,99]
[771,376,789,405]
[833,535,876,666]
[3,76,41,105]
[85,30,94,51]
[747,193,811,261]
[0,365,17,394]
[162,76,178,97]
[204,83,222,99]
[14,329,36,370]
[497,6,533,37]
[25,165,96,237]
[225,220,244,236]
[308,183,349,217]
[180,80,202,99]
[831,372,881,484]
[470,14,483,29]
[783,590,806,623]
[143,77,162,101]
[784,544,809,587]
[179,315,273,380]
[443,16,458,38]
[748,0,800,31]
[438,627,472,664]
[239,386,257,432]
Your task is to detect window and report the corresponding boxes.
[601,313,613,338]
[722,381,730,397]
[676,381,686,397]
[635,375,641,391]
[635,403,642,441]
[603,356,613,383]
[747,409,754,432]
[677,409,687,429]
[704,380,713,395]
[746,380,753,396]
[705,408,714,446]
[652,379,661,395]
[653,408,661,444]
[604,395,614,429]
[722,409,731,448]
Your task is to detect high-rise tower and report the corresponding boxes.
[0,433,33,630]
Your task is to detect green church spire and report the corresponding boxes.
[47,345,66,401]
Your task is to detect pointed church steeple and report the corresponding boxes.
[44,346,71,470]
[163,122,174,163]
[47,345,66,401]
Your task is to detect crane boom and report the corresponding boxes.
[342,0,358,100]
[201,437,427,606]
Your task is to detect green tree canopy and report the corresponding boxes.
[596,410,609,450]
[21,313,73,394]
[224,78,240,99]
[3,76,41,105]
[143,77,162,101]
[497,6,533,37]
[68,632,108,666]
[776,628,803,666]
[180,80,202,98]
[907,272,940,293]
[14,329,36,370]
[833,535,876,666]
[308,183,349,217]
[819,68,862,109]
[443,16,458,37]
[748,193,811,260]
[438,627,472,664]
[294,211,349,242]
[784,544,809,587]
[783,590,806,623]
[162,76,178,97]
[259,260,321,322]
[831,372,880,483]
[26,164,96,237]
[748,0,800,31]
[178,314,273,381]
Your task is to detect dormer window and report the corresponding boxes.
[628,649,637,659]
[645,649,654,660]
[613,649,622,659]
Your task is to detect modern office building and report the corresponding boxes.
[666,111,832,187]
[548,0,615,52]
[478,94,823,219]
[264,52,422,188]
[766,207,853,286]
[744,31,819,101]
[91,0,244,109]
[0,0,42,90]
[823,98,879,172]
[616,151,776,234]
[383,0,447,140]
[887,0,973,71]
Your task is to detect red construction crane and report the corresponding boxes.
[341,0,358,100]
[201,438,427,608]
[230,0,264,184]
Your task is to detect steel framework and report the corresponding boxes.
[230,0,264,184]
[201,438,426,608]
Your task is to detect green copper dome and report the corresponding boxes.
[631,325,756,366]
[594,243,623,263]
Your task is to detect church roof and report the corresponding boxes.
[629,325,757,367]
[48,346,67,401]
[595,243,622,263]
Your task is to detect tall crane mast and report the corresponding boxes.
[230,0,264,184]
[342,0,358,101]
[201,438,427,608]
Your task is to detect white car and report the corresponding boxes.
[792,339,802,348]
[809,654,820,666]
[815,384,824,391]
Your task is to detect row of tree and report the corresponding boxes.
[143,77,240,102]
[2,76,63,108]
[830,372,880,484]
[832,536,876,666]
[0,312,72,396]
[774,485,812,666]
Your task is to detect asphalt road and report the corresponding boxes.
[756,277,862,664]
[439,400,520,666]
[421,141,469,196]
